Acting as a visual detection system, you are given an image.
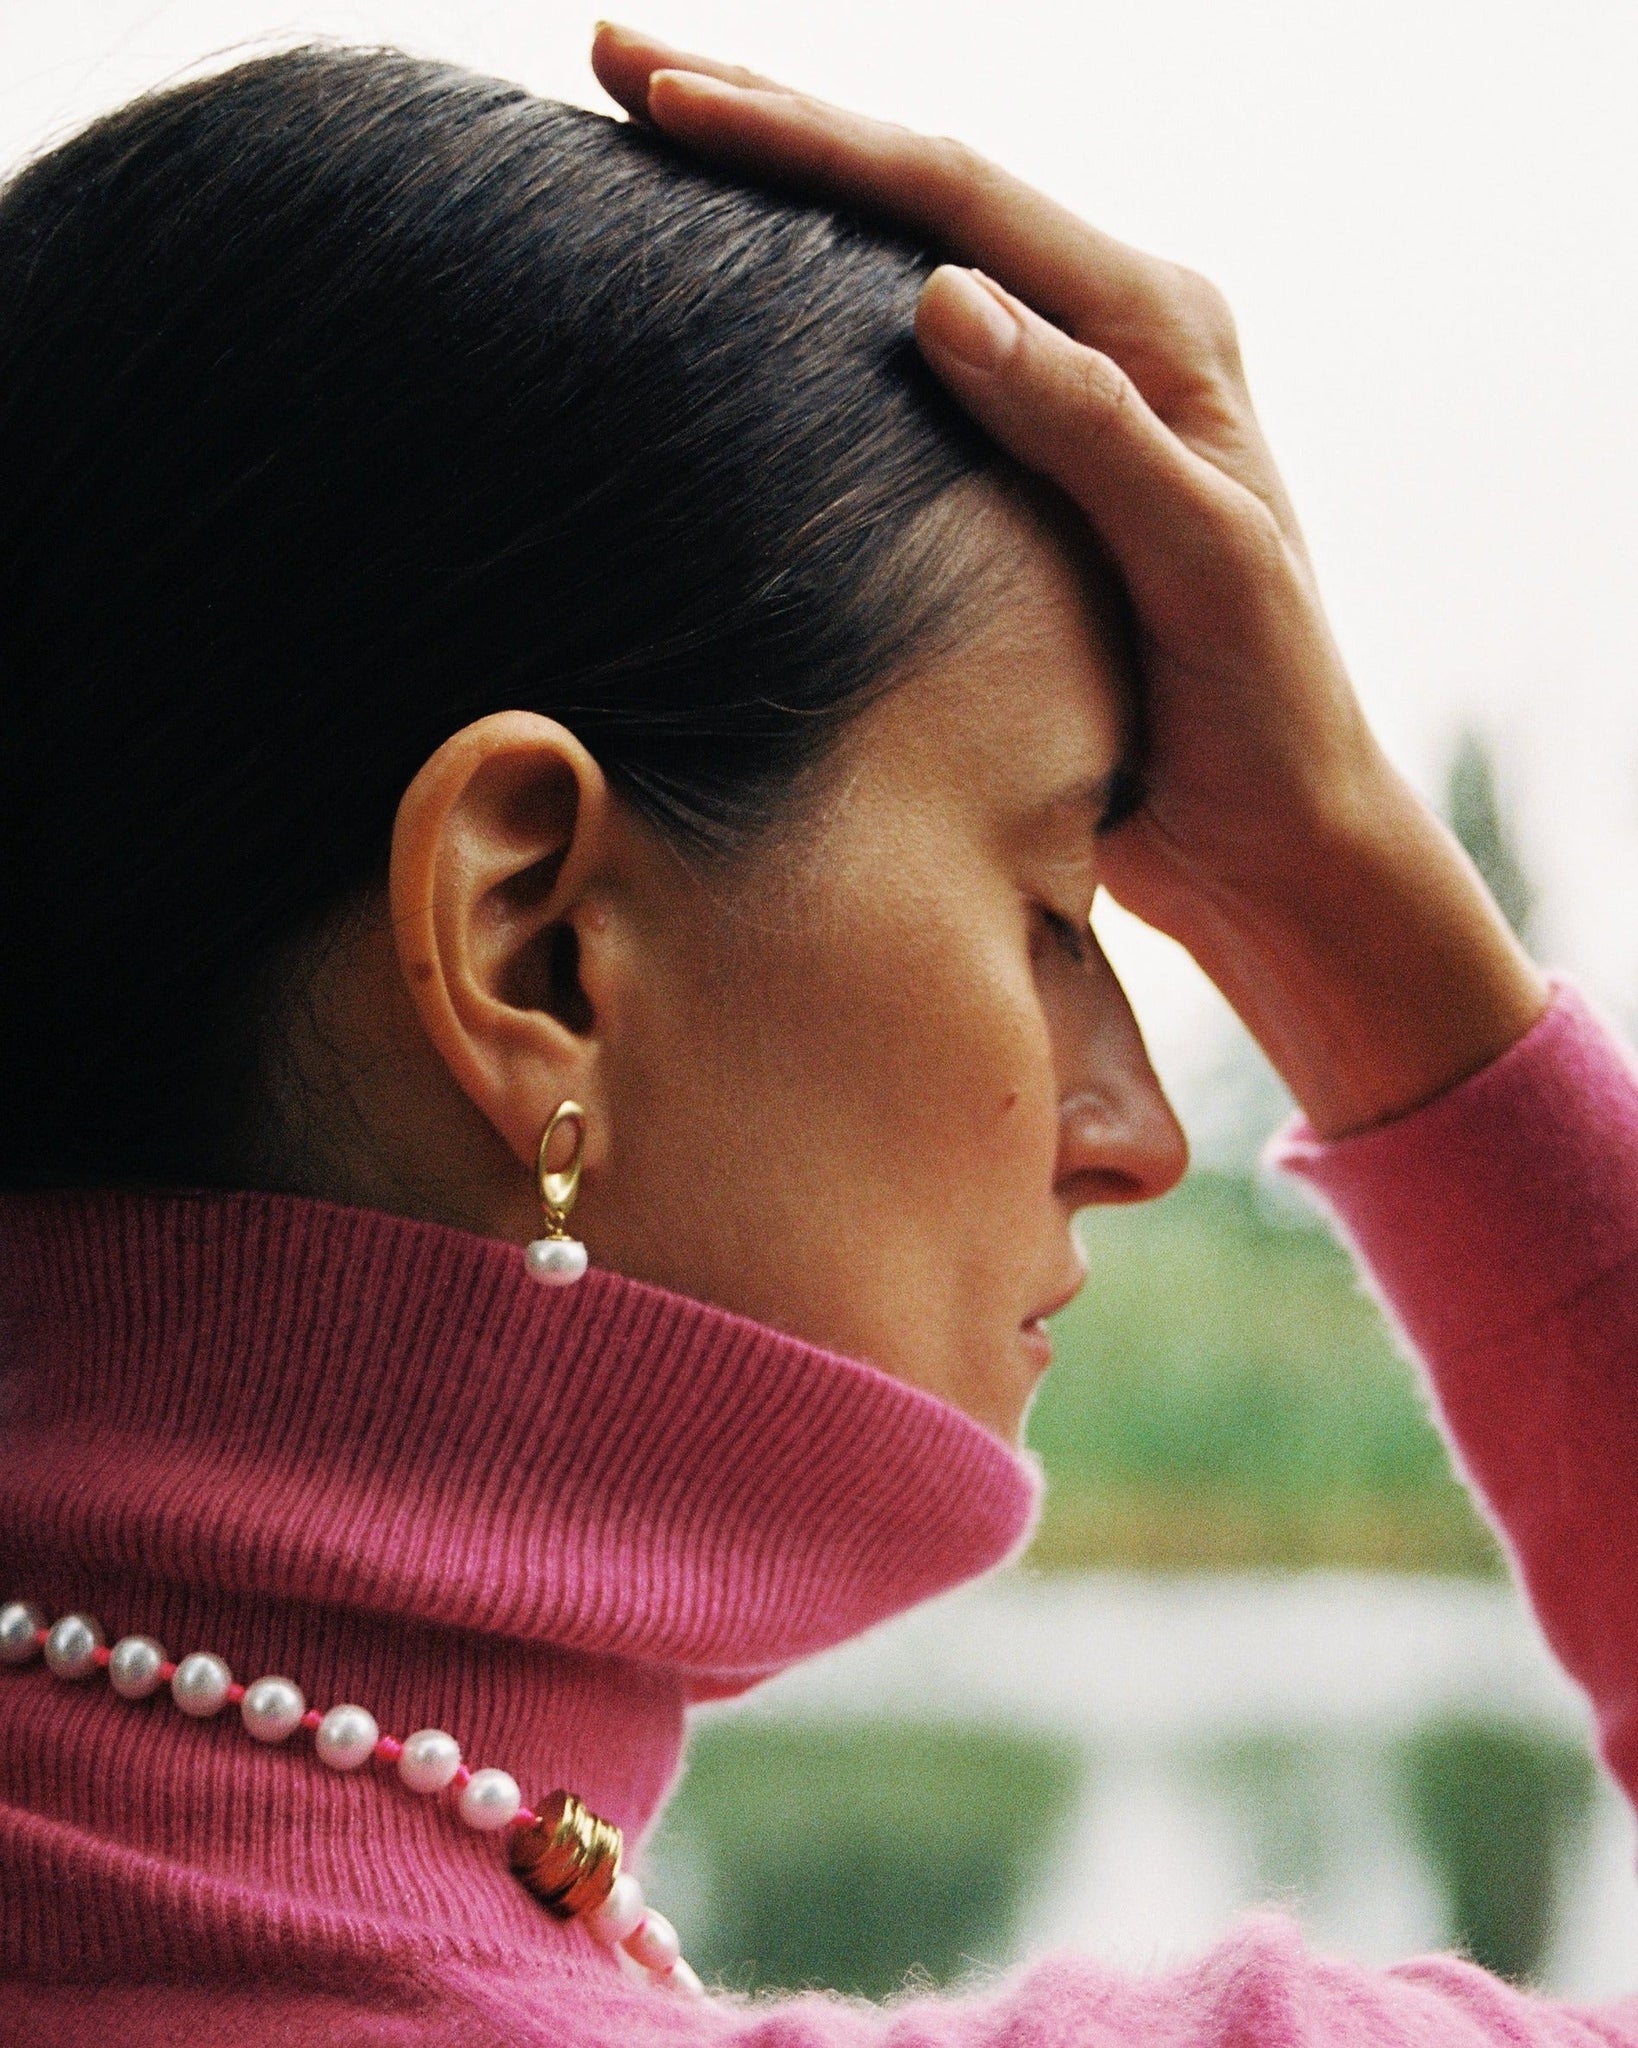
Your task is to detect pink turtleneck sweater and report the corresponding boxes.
[5,976,1638,2041]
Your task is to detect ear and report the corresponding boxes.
[388,710,621,1176]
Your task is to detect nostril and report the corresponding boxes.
[1057,1092,1189,1208]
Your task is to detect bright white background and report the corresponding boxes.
[3,0,1637,1133]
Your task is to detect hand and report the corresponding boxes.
[590,24,1550,1139]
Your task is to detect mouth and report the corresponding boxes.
[1020,1262,1088,1373]
[1019,1316,1054,1371]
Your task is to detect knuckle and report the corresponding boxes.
[1066,347,1133,448]
[922,132,1004,228]
[1216,488,1291,589]
[927,131,984,181]
[1169,264,1242,370]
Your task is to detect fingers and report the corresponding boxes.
[590,21,797,123]
[590,24,1299,543]
[610,46,1186,364]
[915,268,1278,624]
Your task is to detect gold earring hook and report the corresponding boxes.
[535,1102,586,1242]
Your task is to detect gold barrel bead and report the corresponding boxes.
[509,1788,622,1919]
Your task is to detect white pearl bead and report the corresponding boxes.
[666,1958,706,1999]
[241,1675,306,1743]
[524,1236,588,1285]
[315,1704,379,1771]
[398,1727,462,1794]
[624,1908,681,1975]
[585,1870,646,1948]
[44,1613,104,1680]
[171,1651,233,1717]
[108,1635,168,1700]
[0,1601,46,1665]
[457,1766,520,1831]
[614,1943,651,1986]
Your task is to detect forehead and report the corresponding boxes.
[838,488,1132,841]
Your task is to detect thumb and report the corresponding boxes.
[914,266,1275,621]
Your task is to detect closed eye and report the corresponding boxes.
[1036,904,1092,966]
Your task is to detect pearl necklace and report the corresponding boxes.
[0,1597,703,1998]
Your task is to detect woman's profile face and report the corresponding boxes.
[581,491,1188,1441]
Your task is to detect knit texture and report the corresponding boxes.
[6,977,1638,2041]
[0,1188,1035,2016]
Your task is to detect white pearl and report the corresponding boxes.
[0,1601,46,1665]
[315,1704,379,1771]
[585,1870,646,1948]
[666,1958,706,1999]
[171,1651,233,1717]
[108,1635,168,1699]
[613,1943,651,1986]
[398,1727,462,1794]
[524,1236,588,1285]
[624,1909,681,1975]
[241,1675,306,1743]
[44,1613,104,1680]
[457,1766,520,1831]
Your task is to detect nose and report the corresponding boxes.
[1054,950,1189,1208]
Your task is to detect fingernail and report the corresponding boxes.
[649,68,747,102]
[919,266,1019,371]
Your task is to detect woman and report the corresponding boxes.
[2,17,1635,2041]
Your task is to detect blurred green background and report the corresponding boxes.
[654,1712,1595,1993]
[1025,1169,1498,1575]
[653,1722,1085,1997]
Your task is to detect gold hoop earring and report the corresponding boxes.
[524,1101,589,1287]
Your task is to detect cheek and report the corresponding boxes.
[745,892,1061,1232]
[595,857,1066,1415]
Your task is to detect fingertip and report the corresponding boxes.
[916,265,1021,374]
[589,21,663,117]
[593,19,666,51]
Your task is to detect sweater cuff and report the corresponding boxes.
[1267,975,1638,1359]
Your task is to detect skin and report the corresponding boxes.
[586,20,1550,1142]
[299,483,1182,1445]
[279,21,1552,1448]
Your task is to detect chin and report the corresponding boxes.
[961,1338,1050,1447]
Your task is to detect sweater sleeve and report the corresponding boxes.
[1268,975,1638,1807]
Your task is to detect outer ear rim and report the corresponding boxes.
[387,709,613,1172]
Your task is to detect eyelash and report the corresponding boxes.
[1037,905,1091,965]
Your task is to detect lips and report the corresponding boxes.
[1019,1317,1054,1371]
[1020,1244,1089,1369]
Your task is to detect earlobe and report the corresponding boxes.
[388,711,614,1172]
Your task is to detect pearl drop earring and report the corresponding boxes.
[524,1100,589,1286]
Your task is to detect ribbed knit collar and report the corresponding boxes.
[0,1186,1036,1984]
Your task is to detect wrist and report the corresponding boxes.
[1178,764,1550,1140]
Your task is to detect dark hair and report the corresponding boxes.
[0,44,1000,1192]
